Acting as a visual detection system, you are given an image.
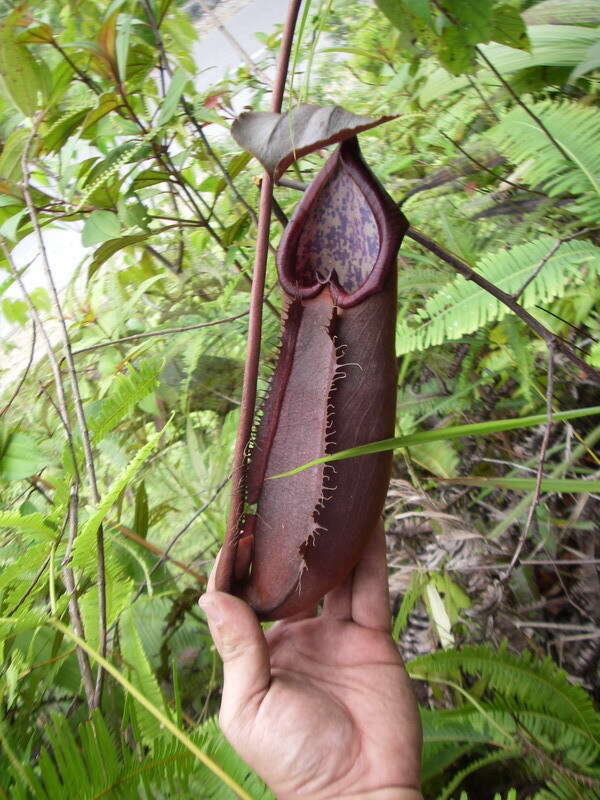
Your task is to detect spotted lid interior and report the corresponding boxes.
[294,163,381,294]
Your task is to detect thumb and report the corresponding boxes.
[199,590,270,729]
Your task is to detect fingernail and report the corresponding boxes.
[199,593,224,625]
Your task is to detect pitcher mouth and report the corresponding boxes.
[276,137,407,309]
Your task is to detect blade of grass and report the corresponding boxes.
[48,618,254,800]
[269,405,600,478]
[440,477,600,493]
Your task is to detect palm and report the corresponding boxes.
[250,617,421,798]
[205,523,422,800]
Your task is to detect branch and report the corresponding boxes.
[475,47,572,163]
[0,253,95,707]
[406,227,600,385]
[20,119,107,709]
[70,312,249,356]
[50,41,102,95]
[217,0,303,591]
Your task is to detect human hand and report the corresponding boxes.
[199,521,423,800]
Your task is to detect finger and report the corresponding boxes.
[199,590,270,727]
[206,548,221,593]
[322,570,352,620]
[351,519,391,631]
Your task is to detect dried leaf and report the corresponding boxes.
[231,104,396,180]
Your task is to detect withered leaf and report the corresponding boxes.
[230,104,396,180]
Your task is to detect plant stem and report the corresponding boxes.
[70,312,249,356]
[475,47,572,163]
[0,240,96,711]
[217,0,304,591]
[20,118,107,709]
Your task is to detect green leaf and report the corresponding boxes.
[0,11,43,116]
[0,511,54,538]
[120,606,169,745]
[442,0,493,45]
[81,210,122,247]
[0,128,29,183]
[156,67,190,127]
[133,481,149,538]
[29,287,51,312]
[570,40,600,82]
[116,13,132,82]
[0,431,45,481]
[443,477,600,493]
[16,22,55,45]
[376,0,431,26]
[1,296,28,324]
[81,93,122,133]
[117,195,150,229]
[87,232,155,279]
[0,208,27,242]
[490,5,529,51]
[42,108,91,154]
[269,405,600,478]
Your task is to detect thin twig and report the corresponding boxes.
[465,73,500,122]
[1,322,36,418]
[109,520,205,581]
[475,47,572,163]
[50,41,102,94]
[217,0,303,592]
[438,131,547,197]
[510,620,599,632]
[503,340,554,580]
[20,119,107,709]
[70,312,249,356]
[152,475,230,577]
[131,474,230,604]
[406,227,600,385]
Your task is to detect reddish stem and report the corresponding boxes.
[219,0,304,590]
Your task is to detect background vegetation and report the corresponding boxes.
[0,0,599,796]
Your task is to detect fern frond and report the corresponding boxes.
[6,712,273,800]
[397,237,600,354]
[533,777,600,800]
[409,646,600,746]
[87,358,162,444]
[72,424,168,576]
[120,606,170,747]
[435,748,521,800]
[488,99,600,222]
